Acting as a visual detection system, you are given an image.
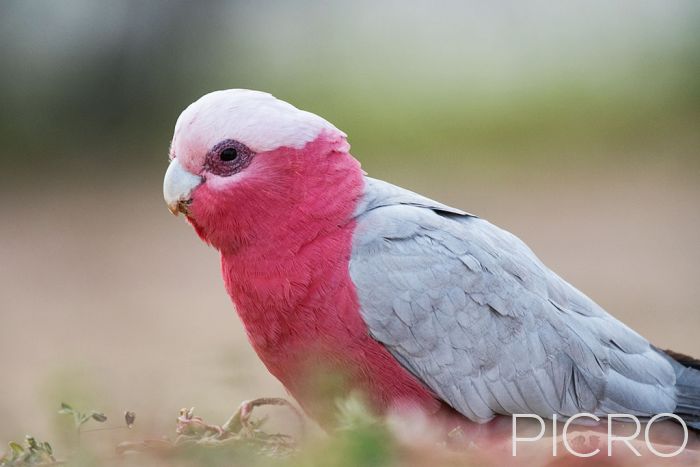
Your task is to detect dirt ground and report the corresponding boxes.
[1,164,698,446]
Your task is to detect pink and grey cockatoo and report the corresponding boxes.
[163,89,700,431]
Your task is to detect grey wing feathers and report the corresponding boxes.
[349,177,678,423]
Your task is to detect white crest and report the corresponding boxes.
[172,89,344,157]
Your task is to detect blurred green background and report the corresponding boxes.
[1,0,699,456]
[2,0,699,180]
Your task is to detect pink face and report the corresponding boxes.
[163,89,349,249]
[165,137,257,217]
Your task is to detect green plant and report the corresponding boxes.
[57,402,107,433]
[0,436,56,467]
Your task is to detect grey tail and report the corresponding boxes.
[662,349,700,430]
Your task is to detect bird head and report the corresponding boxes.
[163,89,361,251]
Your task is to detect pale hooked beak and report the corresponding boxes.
[163,158,203,216]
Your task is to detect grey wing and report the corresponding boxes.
[349,177,677,422]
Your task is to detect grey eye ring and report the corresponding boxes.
[204,139,254,176]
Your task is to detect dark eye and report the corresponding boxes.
[205,139,255,177]
[220,148,238,161]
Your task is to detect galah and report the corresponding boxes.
[163,89,700,431]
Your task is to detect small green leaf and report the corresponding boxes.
[25,436,38,450]
[91,412,108,423]
[60,402,73,412]
[9,442,24,455]
[42,442,52,455]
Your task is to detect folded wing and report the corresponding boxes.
[349,177,677,422]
